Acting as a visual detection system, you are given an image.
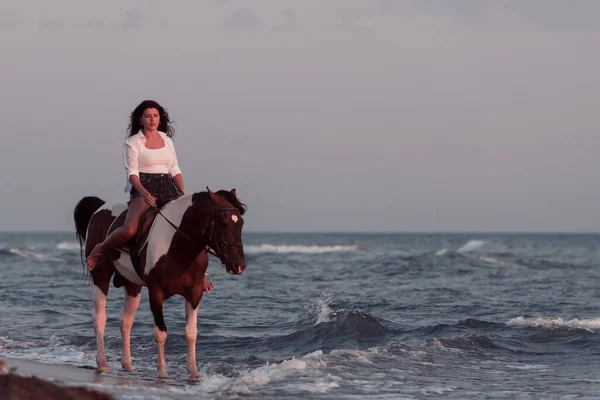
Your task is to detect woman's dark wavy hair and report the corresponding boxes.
[126,100,174,138]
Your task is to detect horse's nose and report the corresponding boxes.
[233,261,243,275]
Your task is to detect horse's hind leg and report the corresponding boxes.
[85,206,117,373]
[91,268,112,373]
[148,287,168,378]
[93,285,110,372]
[120,283,141,372]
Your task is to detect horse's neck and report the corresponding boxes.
[144,195,208,265]
[147,195,195,242]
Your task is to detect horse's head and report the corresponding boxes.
[206,188,247,275]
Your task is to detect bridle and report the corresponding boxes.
[205,207,244,263]
[154,205,242,265]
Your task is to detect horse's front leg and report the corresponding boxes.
[149,287,168,378]
[120,284,141,372]
[185,252,208,378]
[185,298,200,378]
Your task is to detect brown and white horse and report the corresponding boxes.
[73,189,247,378]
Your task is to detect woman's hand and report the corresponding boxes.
[143,191,157,207]
[172,174,185,196]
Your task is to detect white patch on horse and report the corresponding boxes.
[232,215,238,223]
[113,251,145,286]
[145,195,194,276]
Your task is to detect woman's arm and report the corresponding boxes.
[129,175,147,195]
[172,173,185,195]
[168,138,184,194]
[130,175,156,206]
[124,139,156,205]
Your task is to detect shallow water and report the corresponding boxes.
[2,232,600,399]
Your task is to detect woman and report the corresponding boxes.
[86,100,212,291]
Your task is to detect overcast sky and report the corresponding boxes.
[1,0,599,232]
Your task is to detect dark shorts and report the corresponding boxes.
[130,172,181,205]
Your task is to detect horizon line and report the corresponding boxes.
[1,229,600,235]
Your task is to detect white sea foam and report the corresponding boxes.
[421,385,456,395]
[56,241,80,251]
[507,316,600,331]
[0,336,37,352]
[0,335,94,367]
[479,256,502,265]
[146,350,336,397]
[8,248,61,262]
[245,244,359,254]
[457,240,486,253]
[313,295,335,324]
[1,335,393,399]
[329,348,375,365]
[435,240,487,256]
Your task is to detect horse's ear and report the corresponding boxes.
[207,187,220,204]
[230,188,237,197]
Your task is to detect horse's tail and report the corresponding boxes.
[73,196,105,272]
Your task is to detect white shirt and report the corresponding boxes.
[122,130,182,193]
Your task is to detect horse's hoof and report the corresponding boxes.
[157,366,168,379]
[122,363,134,373]
[96,364,110,374]
[187,367,201,379]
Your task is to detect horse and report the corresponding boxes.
[73,188,247,378]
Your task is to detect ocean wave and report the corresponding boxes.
[261,298,388,352]
[433,240,488,258]
[435,248,449,256]
[515,258,582,270]
[457,240,486,253]
[203,351,336,396]
[0,249,19,258]
[425,335,501,354]
[0,336,38,352]
[56,241,80,251]
[245,244,360,254]
[6,248,62,262]
[97,350,337,398]
[416,319,505,336]
[507,316,600,332]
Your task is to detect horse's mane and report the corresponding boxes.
[191,190,247,215]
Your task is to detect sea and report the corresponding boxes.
[1,231,600,399]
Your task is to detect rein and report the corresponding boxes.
[153,205,239,260]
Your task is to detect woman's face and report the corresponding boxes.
[140,108,160,131]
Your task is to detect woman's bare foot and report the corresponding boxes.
[86,244,104,271]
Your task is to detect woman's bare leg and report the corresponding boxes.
[87,198,152,270]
